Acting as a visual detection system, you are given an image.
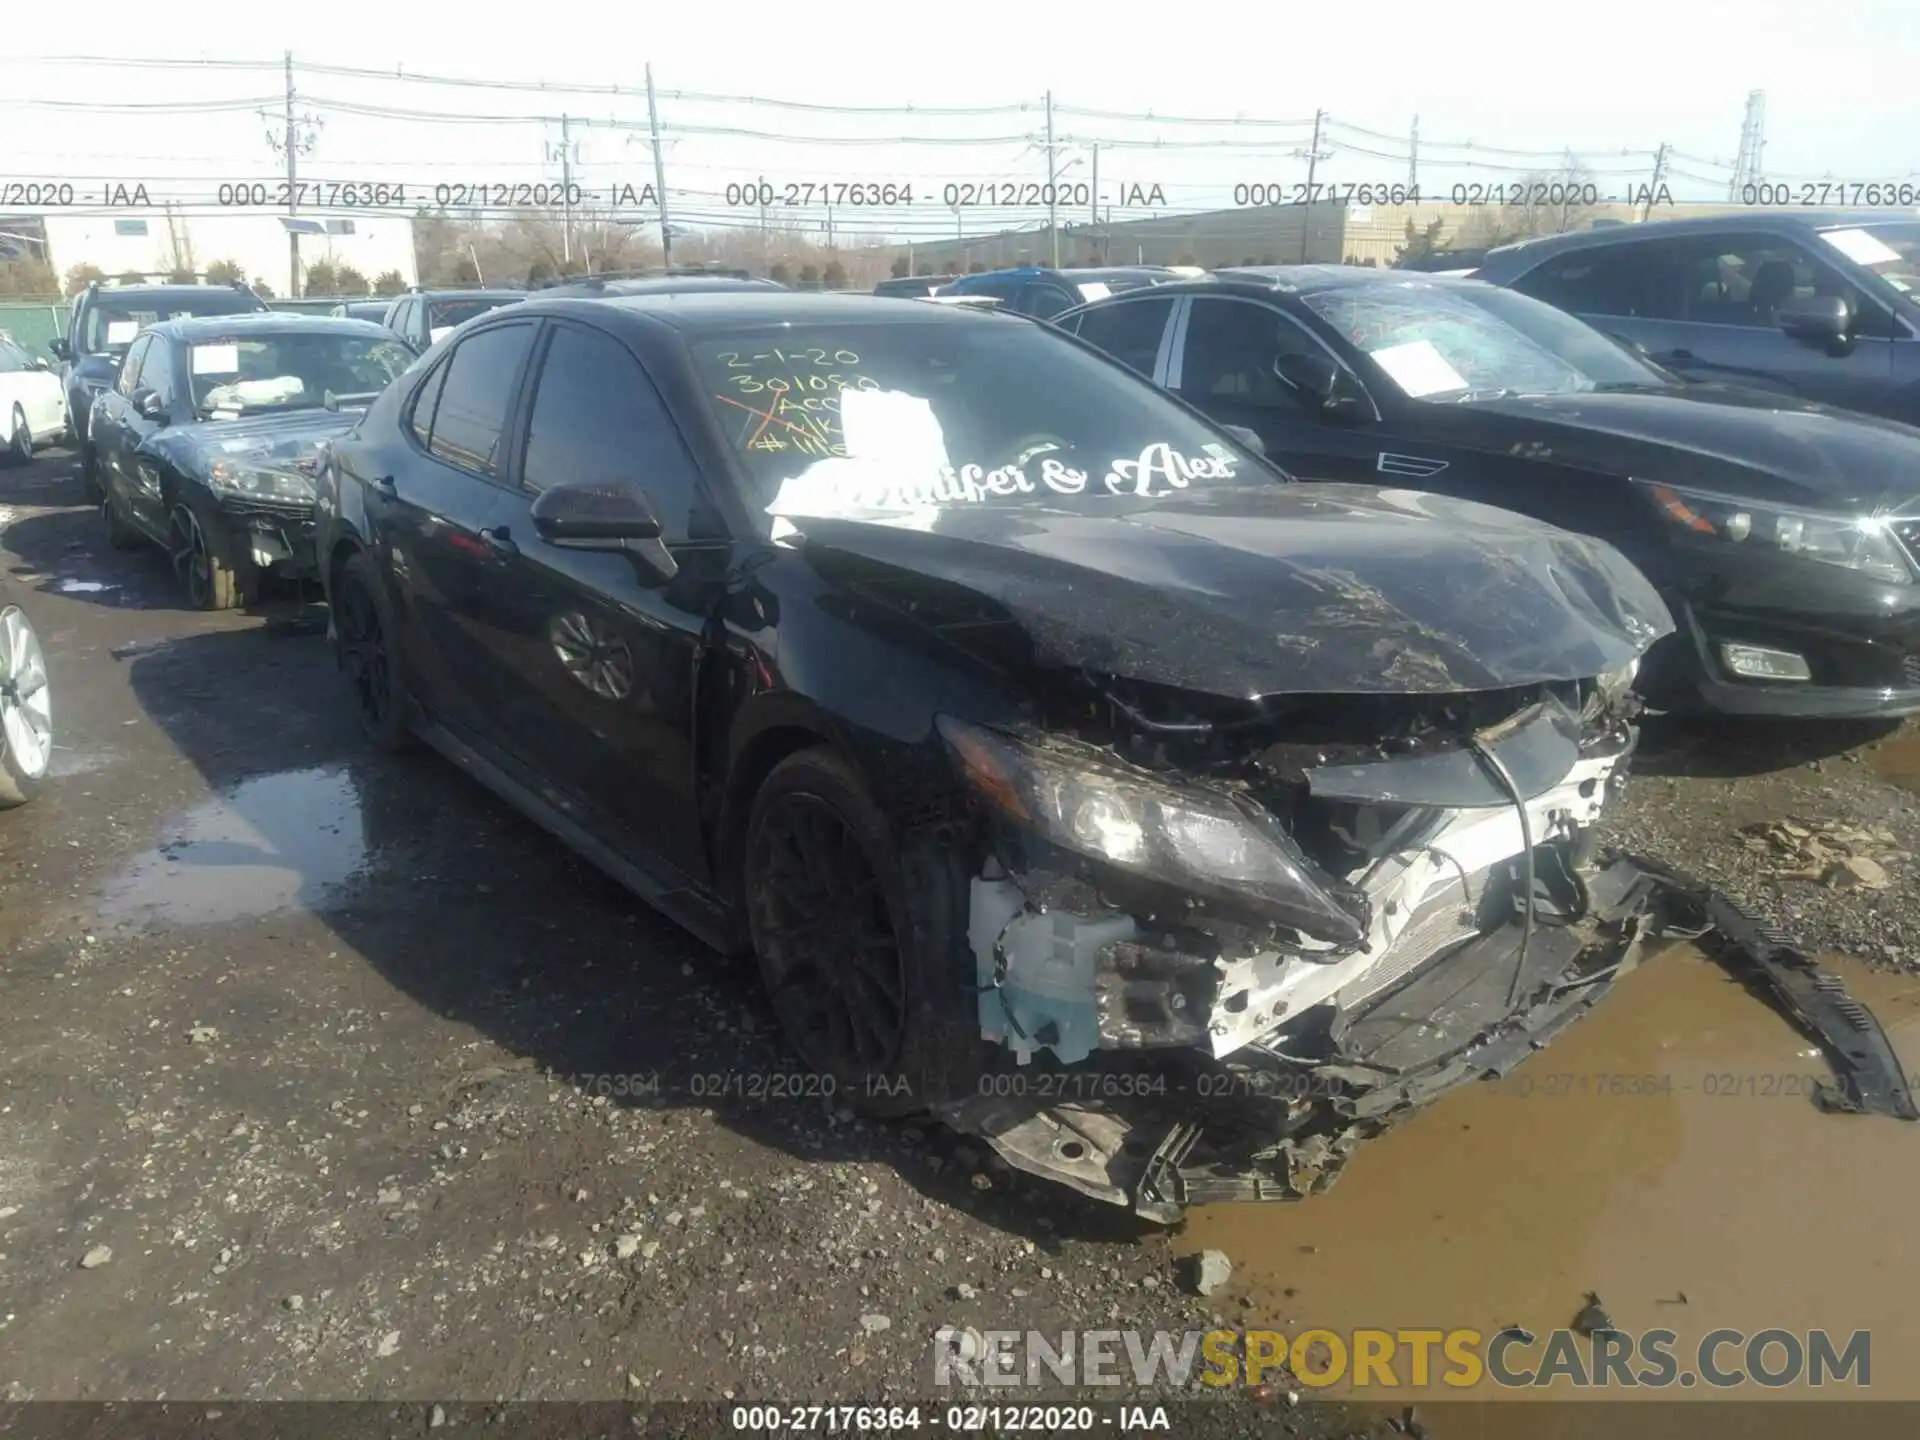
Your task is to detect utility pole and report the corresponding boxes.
[264,52,321,298]
[548,114,576,265]
[645,65,672,266]
[1293,109,1330,263]
[1045,90,1059,268]
[1408,115,1420,191]
[1729,89,1767,200]
[1645,142,1671,222]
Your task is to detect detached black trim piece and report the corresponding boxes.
[1614,853,1920,1123]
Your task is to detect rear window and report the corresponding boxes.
[426,296,521,344]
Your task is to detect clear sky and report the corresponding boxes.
[3,0,1917,248]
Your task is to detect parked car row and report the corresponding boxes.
[21,254,1915,1219]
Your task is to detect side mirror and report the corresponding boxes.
[529,484,678,584]
[47,338,70,361]
[1775,293,1850,346]
[133,388,168,423]
[1221,424,1266,456]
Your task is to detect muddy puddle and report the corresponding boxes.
[1179,945,1920,1405]
[96,764,369,928]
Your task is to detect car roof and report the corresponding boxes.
[88,284,263,306]
[148,313,401,341]
[512,290,1020,336]
[410,288,522,300]
[955,264,1171,284]
[532,276,781,298]
[1478,210,1920,269]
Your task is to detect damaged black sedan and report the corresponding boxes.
[314,293,1909,1221]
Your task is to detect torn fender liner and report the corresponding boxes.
[942,855,1916,1222]
[794,483,1673,700]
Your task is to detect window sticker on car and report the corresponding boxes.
[1076,282,1112,302]
[1820,228,1903,267]
[191,344,240,375]
[428,325,455,343]
[1368,339,1469,398]
[105,321,140,345]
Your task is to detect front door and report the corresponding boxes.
[474,319,717,884]
[1169,295,1379,482]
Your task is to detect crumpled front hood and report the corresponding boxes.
[796,483,1674,698]
[150,408,364,473]
[1453,386,1920,511]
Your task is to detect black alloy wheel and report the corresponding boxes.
[331,552,413,751]
[747,789,908,1080]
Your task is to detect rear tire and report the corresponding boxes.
[331,549,414,752]
[102,487,142,551]
[4,406,29,468]
[743,746,988,1118]
[0,604,53,810]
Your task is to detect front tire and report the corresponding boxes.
[743,746,987,1117]
[0,604,53,809]
[331,549,414,751]
[4,406,29,468]
[167,498,252,611]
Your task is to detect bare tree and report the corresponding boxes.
[1505,155,1599,239]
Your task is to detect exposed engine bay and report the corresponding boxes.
[932,667,1918,1222]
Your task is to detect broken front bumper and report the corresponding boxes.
[939,850,1918,1225]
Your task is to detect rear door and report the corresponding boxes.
[376,319,538,744]
[93,334,149,502]
[1059,293,1179,379]
[472,318,717,884]
[1168,295,1379,482]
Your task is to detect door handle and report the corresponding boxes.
[369,474,398,498]
[479,525,519,558]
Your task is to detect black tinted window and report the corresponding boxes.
[1180,298,1328,405]
[141,340,177,403]
[521,323,701,536]
[1021,286,1077,319]
[117,335,150,395]
[409,357,449,448]
[1073,297,1176,376]
[1510,247,1658,318]
[425,323,533,478]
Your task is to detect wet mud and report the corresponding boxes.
[1181,945,1920,1402]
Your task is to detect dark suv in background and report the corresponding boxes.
[934,265,1179,319]
[380,288,526,352]
[1476,212,1920,423]
[56,279,268,485]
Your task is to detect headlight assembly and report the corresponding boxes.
[936,715,1366,945]
[1638,479,1912,585]
[206,459,317,506]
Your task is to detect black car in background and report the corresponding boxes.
[91,314,413,609]
[1059,266,1920,718]
[532,272,786,299]
[331,301,395,323]
[57,280,269,477]
[934,265,1179,319]
[1474,212,1920,424]
[873,275,959,298]
[312,289,1676,1217]
[381,288,526,352]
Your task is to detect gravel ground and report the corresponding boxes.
[0,446,1913,1429]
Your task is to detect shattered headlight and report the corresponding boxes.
[1592,658,1639,707]
[206,459,317,506]
[937,716,1366,944]
[1639,480,1912,585]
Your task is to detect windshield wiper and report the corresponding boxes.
[1450,387,1522,403]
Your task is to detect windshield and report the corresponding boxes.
[189,333,413,416]
[1817,222,1920,296]
[82,296,259,356]
[1302,281,1669,401]
[689,320,1268,526]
